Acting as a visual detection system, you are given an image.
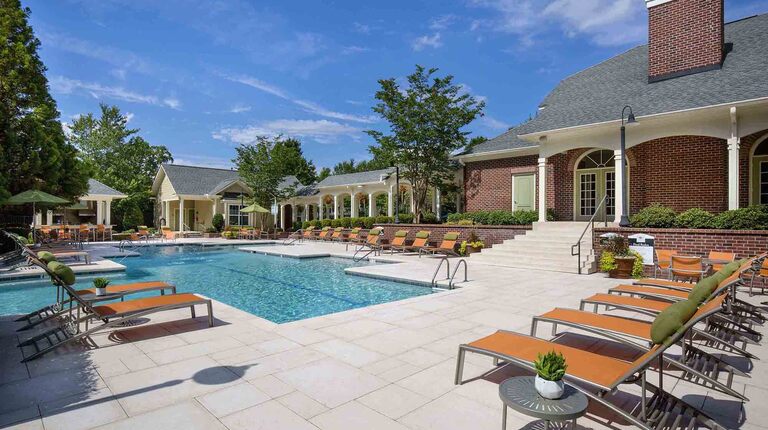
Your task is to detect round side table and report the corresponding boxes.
[499,376,588,429]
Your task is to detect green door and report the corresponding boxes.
[513,174,535,211]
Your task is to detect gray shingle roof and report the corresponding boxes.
[459,125,537,155]
[519,14,768,135]
[315,168,395,187]
[87,179,126,197]
[162,164,241,195]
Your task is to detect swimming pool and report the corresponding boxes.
[0,246,432,323]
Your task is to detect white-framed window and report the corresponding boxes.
[228,204,249,226]
[761,161,768,205]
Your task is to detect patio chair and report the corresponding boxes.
[96,224,111,241]
[17,258,213,362]
[161,227,177,241]
[708,251,736,272]
[316,226,332,241]
[302,228,316,241]
[418,232,460,258]
[344,228,360,243]
[394,230,431,253]
[743,257,768,296]
[329,227,345,242]
[78,224,91,244]
[669,255,706,282]
[456,296,729,430]
[381,230,408,253]
[653,249,677,278]
[6,233,91,265]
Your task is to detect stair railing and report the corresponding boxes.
[571,194,609,274]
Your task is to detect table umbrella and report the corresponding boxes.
[4,190,69,242]
[241,203,270,230]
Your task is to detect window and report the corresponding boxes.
[577,150,615,169]
[228,204,249,226]
[761,161,768,205]
[579,173,596,216]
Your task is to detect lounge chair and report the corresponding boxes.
[709,251,736,272]
[351,228,384,255]
[456,297,728,430]
[344,228,361,243]
[329,227,345,242]
[669,255,706,282]
[161,227,177,241]
[381,230,408,253]
[391,230,431,253]
[418,232,460,257]
[6,233,91,265]
[652,249,677,278]
[316,226,332,241]
[744,257,768,296]
[17,258,213,362]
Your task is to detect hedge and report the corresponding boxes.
[630,204,768,230]
[446,210,543,225]
[301,214,415,230]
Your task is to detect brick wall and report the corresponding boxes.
[464,156,538,212]
[648,0,724,80]
[628,136,728,213]
[373,223,530,247]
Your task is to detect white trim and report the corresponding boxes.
[646,0,673,8]
[519,97,768,141]
[452,146,539,162]
[748,132,768,205]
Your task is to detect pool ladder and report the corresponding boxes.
[431,257,468,289]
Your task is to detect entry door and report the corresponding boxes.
[513,174,535,211]
[175,208,194,230]
[576,170,615,221]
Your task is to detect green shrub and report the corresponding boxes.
[444,210,538,225]
[630,203,677,228]
[711,206,768,230]
[398,213,414,223]
[420,212,439,224]
[212,214,225,232]
[320,219,333,227]
[675,208,714,229]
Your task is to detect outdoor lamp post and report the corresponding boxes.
[619,105,637,227]
[394,166,400,224]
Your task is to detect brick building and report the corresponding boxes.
[456,0,768,223]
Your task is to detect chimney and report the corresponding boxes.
[646,0,724,82]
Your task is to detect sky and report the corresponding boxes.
[26,0,767,171]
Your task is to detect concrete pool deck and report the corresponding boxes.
[0,240,766,430]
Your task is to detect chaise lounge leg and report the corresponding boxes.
[190,305,196,319]
[207,301,214,327]
[455,347,466,385]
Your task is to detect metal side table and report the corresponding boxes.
[499,377,588,429]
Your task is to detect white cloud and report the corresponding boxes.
[430,15,456,30]
[38,30,152,75]
[412,33,443,51]
[50,76,181,109]
[125,112,135,123]
[341,45,370,55]
[458,83,487,104]
[223,73,376,123]
[213,119,360,145]
[229,104,252,113]
[353,22,371,34]
[468,0,645,47]
[480,115,510,131]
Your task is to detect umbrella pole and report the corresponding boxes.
[32,201,36,244]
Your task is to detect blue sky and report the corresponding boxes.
[27,0,767,170]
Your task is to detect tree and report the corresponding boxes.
[316,167,332,182]
[0,0,90,203]
[367,65,484,222]
[68,104,172,228]
[234,135,315,208]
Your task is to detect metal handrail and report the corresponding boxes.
[571,194,609,274]
[431,257,451,287]
[448,259,468,289]
[283,228,303,245]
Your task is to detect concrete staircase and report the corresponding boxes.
[471,221,601,274]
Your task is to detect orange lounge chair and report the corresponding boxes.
[652,249,677,278]
[329,227,345,242]
[418,232,459,257]
[456,298,727,430]
[391,230,431,253]
[382,230,408,253]
[17,260,213,362]
[162,227,177,241]
[708,251,736,272]
[350,228,384,253]
[316,226,332,240]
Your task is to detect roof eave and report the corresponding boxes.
[452,145,540,162]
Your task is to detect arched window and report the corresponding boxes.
[577,150,615,169]
[752,137,768,205]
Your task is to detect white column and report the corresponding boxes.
[212,198,218,216]
[387,188,394,217]
[728,139,740,209]
[318,197,324,219]
[538,157,548,223]
[613,149,624,224]
[96,200,104,224]
[179,199,185,232]
[333,195,339,219]
[350,194,358,218]
[436,188,441,217]
[105,200,112,225]
[279,204,285,228]
[46,210,53,225]
[35,210,43,226]
[305,203,310,221]
[164,201,170,227]
[409,189,415,213]
[368,193,375,217]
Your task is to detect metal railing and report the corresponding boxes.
[448,259,468,289]
[571,194,609,274]
[431,257,451,287]
[283,229,303,245]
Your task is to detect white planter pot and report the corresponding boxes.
[535,375,564,400]
[95,287,107,296]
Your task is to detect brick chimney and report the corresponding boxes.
[647,0,724,82]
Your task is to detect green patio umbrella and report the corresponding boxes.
[241,203,270,230]
[4,190,69,242]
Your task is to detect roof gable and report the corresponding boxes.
[315,168,395,188]
[86,179,126,197]
[161,164,242,196]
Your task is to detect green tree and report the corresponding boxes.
[0,0,90,203]
[316,167,332,182]
[234,135,315,208]
[68,104,172,227]
[367,65,484,222]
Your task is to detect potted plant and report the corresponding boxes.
[533,350,567,400]
[599,235,641,279]
[93,277,110,296]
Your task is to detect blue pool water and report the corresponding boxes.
[0,246,432,323]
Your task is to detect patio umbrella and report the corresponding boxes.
[4,190,69,242]
[241,203,270,229]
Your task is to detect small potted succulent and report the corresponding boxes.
[93,277,110,296]
[533,350,567,399]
